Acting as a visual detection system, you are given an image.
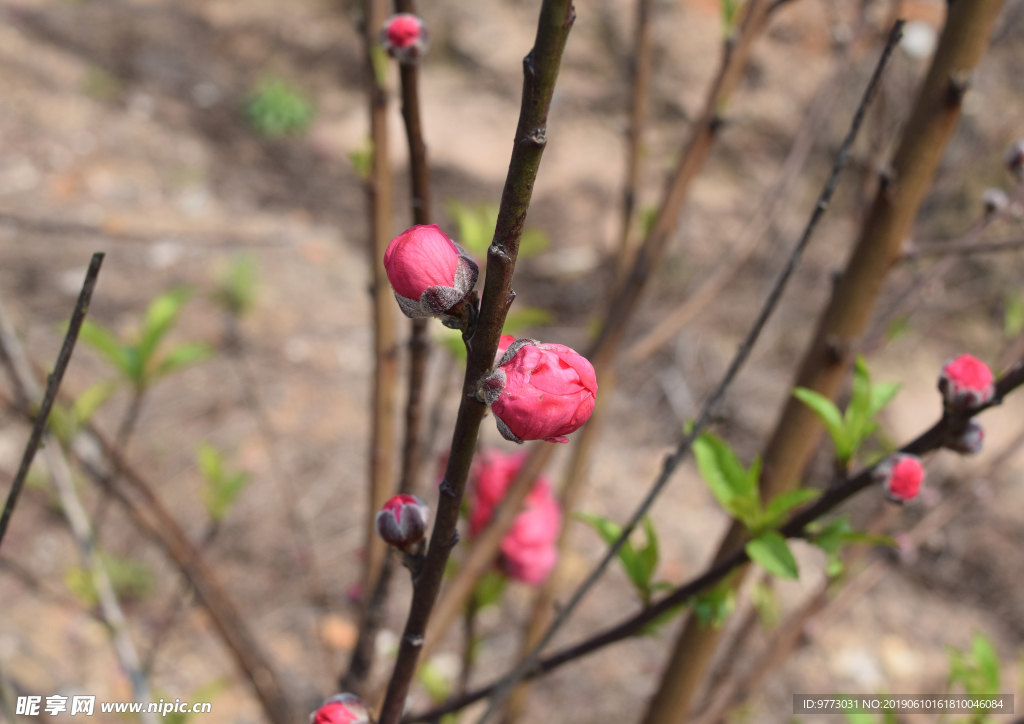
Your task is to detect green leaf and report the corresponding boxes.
[639,205,659,239]
[720,0,743,34]
[246,79,314,138]
[972,635,1000,693]
[762,489,820,530]
[348,138,374,181]
[502,307,553,336]
[1004,292,1024,338]
[750,581,780,629]
[746,531,799,579]
[693,433,755,503]
[65,554,154,606]
[138,287,192,370]
[73,380,118,425]
[197,443,251,522]
[154,342,214,380]
[845,357,873,442]
[417,659,452,704]
[473,570,507,610]
[212,253,258,317]
[78,320,132,378]
[518,229,550,259]
[691,583,736,629]
[793,387,849,461]
[633,517,661,597]
[577,512,651,600]
[639,602,685,637]
[446,200,497,257]
[868,382,901,418]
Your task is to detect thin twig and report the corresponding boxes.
[374,3,577,722]
[900,235,1024,259]
[0,253,103,550]
[404,355,1024,722]
[470,24,905,724]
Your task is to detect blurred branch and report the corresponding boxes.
[645,3,1005,722]
[0,255,159,723]
[0,253,102,550]
[473,22,904,724]
[900,235,1024,259]
[342,0,434,696]
[405,354,1024,723]
[374,2,577,722]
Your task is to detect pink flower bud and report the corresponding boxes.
[311,694,369,724]
[480,339,598,444]
[947,417,984,455]
[1006,139,1024,181]
[938,354,995,410]
[874,453,925,503]
[375,494,429,551]
[380,13,429,64]
[500,483,561,584]
[383,224,478,323]
[982,188,1009,216]
[467,449,561,585]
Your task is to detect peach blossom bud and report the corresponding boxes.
[380,13,429,64]
[947,418,984,455]
[874,453,925,503]
[479,339,597,444]
[375,494,429,551]
[311,694,369,724]
[384,224,478,323]
[938,354,995,410]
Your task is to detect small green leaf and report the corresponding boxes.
[635,517,661,594]
[639,205,659,239]
[793,387,849,461]
[417,659,452,704]
[246,79,314,138]
[138,287,192,369]
[693,433,754,503]
[65,554,154,606]
[1004,292,1024,338]
[155,342,214,380]
[867,382,901,418]
[348,138,374,181]
[972,635,1000,693]
[473,570,507,610]
[750,581,780,629]
[446,200,497,257]
[212,253,258,317]
[745,531,799,579]
[639,602,685,637]
[198,443,251,522]
[73,380,118,424]
[577,512,651,600]
[691,583,736,629]
[78,320,132,377]
[761,488,820,530]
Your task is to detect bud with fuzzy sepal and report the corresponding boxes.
[380,14,429,64]
[478,338,597,444]
[938,354,995,410]
[311,694,369,724]
[383,224,478,327]
[873,453,925,503]
[375,494,429,553]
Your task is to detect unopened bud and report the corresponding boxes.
[874,453,925,503]
[1006,139,1024,181]
[384,224,479,324]
[381,14,429,64]
[947,417,984,455]
[311,694,369,724]
[375,494,429,552]
[938,354,995,410]
[982,187,1009,216]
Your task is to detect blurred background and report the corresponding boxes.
[1,0,1023,722]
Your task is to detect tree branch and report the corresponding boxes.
[373,3,576,722]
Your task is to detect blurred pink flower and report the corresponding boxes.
[380,14,429,64]
[875,453,925,503]
[938,354,994,409]
[311,694,368,724]
[481,339,597,443]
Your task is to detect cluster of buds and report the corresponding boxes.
[479,338,598,444]
[311,694,369,724]
[874,453,925,503]
[938,354,995,410]
[380,14,429,65]
[375,494,429,554]
[1006,139,1024,181]
[383,224,478,328]
[469,449,562,585]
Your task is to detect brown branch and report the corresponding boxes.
[0,253,102,549]
[416,0,797,690]
[342,0,434,696]
[614,0,655,275]
[643,4,1007,723]
[373,2,577,722]
[404,357,1024,723]
[362,0,400,604]
[472,22,905,724]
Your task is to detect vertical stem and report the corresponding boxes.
[374,3,576,722]
[615,0,655,275]
[342,0,433,696]
[362,0,399,603]
[458,590,479,697]
[641,4,1006,723]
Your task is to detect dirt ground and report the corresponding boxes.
[1,0,1024,722]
